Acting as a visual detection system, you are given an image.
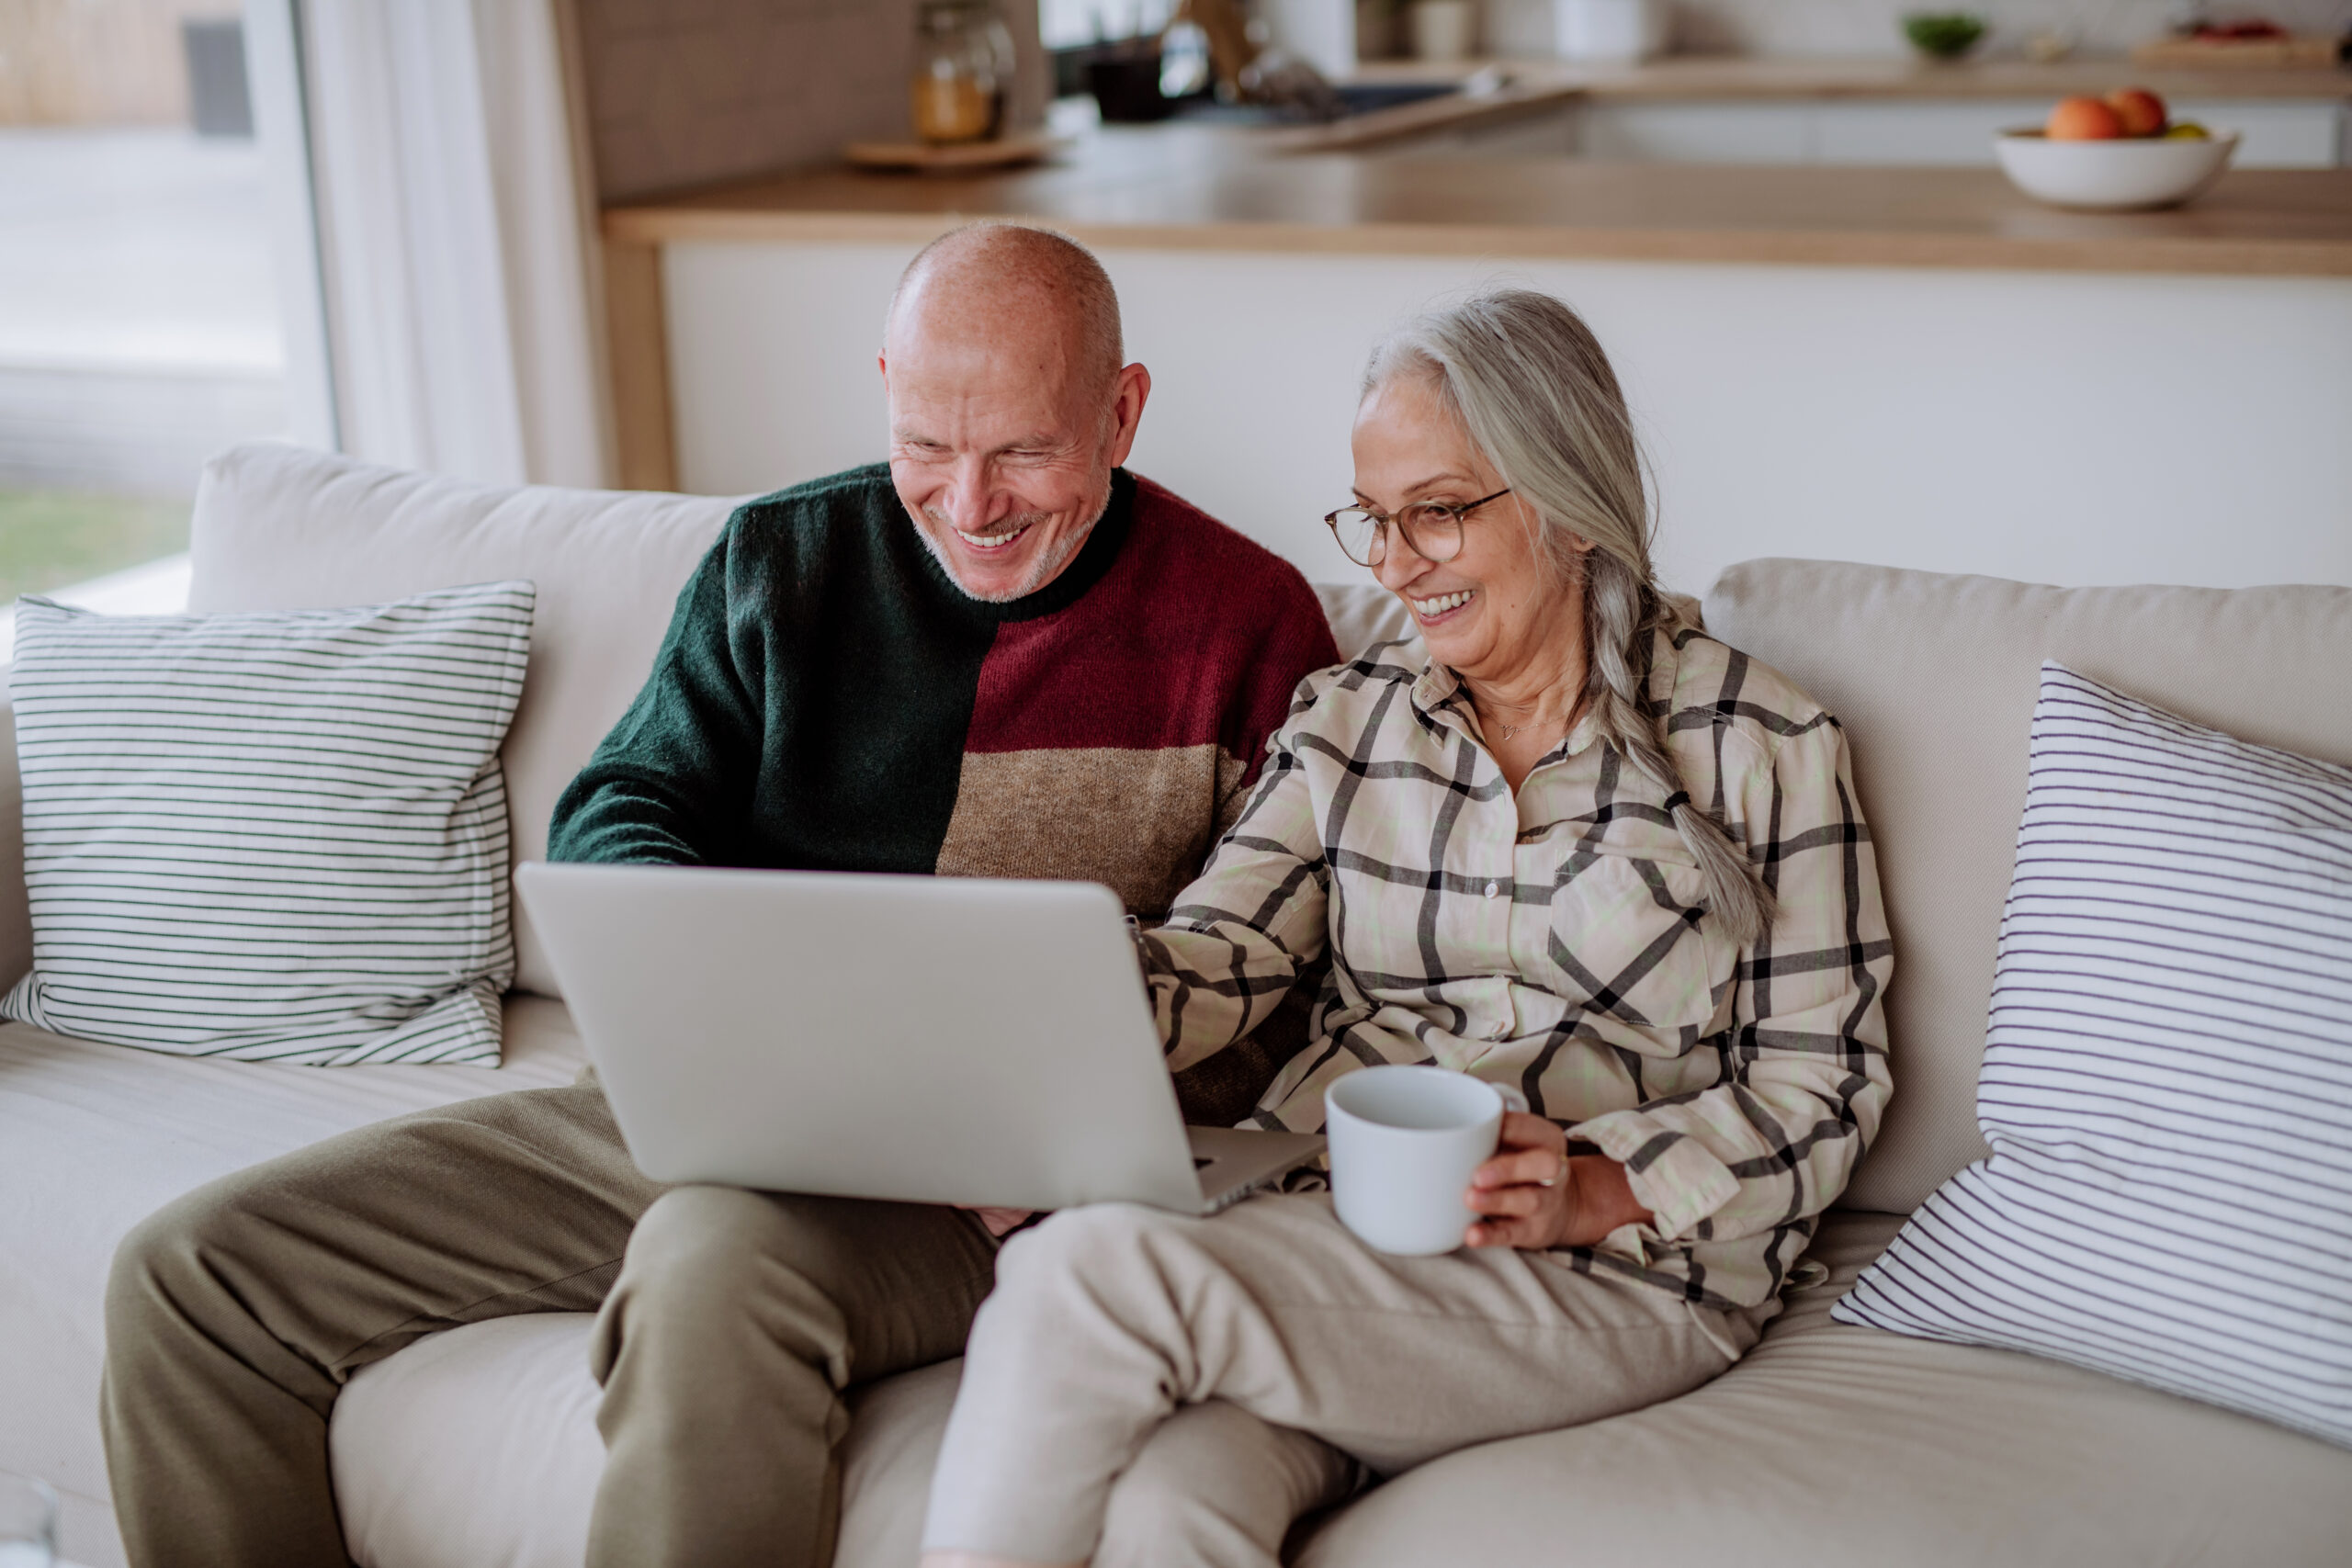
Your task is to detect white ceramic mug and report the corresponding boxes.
[1326,1066,1505,1256]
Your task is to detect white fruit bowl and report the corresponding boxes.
[1994,130,2240,211]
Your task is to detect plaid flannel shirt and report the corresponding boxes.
[1138,625,1894,1311]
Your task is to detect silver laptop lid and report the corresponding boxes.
[517,863,1213,1213]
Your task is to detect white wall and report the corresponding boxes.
[665,241,2352,594]
[574,0,1048,204]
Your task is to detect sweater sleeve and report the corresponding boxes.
[1565,714,1894,1247]
[547,525,761,865]
[1216,577,1340,827]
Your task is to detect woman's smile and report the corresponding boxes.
[1408,586,1477,625]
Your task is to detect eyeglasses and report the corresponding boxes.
[1323,489,1511,568]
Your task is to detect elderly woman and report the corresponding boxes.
[921,289,1894,1568]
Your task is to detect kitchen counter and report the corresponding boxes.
[595,110,2350,599]
[1353,54,2351,101]
[1295,56,2351,150]
[604,124,2352,278]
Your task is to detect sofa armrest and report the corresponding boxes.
[0,701,28,990]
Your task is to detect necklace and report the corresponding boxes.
[1487,701,1541,741]
[1482,689,1586,744]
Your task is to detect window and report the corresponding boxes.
[0,2,288,639]
[1040,0,1180,50]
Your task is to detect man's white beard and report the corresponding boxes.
[913,498,1105,604]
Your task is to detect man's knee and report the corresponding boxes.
[617,1183,806,1296]
[599,1186,859,1373]
[107,1174,264,1342]
[606,1189,865,1335]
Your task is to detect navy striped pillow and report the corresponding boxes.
[3,581,533,1066]
[1834,663,2352,1444]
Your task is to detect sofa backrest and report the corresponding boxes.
[185,444,741,997]
[48,446,2352,1221]
[177,446,1419,1000]
[1705,561,2352,1213]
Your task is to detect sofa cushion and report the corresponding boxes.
[1295,1211,2352,1567]
[332,1316,960,1568]
[5,584,533,1066]
[1836,663,2352,1447]
[0,997,587,1559]
[324,1209,2352,1568]
[1312,581,1410,660]
[1703,563,2352,1213]
[186,444,741,997]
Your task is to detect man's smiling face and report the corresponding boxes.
[881,231,1148,604]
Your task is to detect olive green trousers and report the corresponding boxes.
[100,1078,1001,1568]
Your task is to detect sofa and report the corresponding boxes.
[6,441,2348,1567]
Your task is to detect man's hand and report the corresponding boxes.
[1464,1111,1654,1251]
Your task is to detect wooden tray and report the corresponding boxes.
[2130,36,2346,69]
[843,132,1066,174]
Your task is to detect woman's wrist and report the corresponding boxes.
[1568,1154,1654,1241]
[1467,1115,1657,1251]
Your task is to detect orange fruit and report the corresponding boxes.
[2047,96,2125,141]
[2106,87,2167,137]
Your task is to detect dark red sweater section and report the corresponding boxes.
[964,475,1340,792]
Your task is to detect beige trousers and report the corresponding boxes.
[100,1079,1001,1568]
[923,1193,1764,1566]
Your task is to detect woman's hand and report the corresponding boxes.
[1464,1112,1654,1251]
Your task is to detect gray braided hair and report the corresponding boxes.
[1363,288,1776,946]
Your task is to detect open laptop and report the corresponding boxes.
[515,863,1325,1215]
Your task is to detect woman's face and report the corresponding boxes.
[1350,373,1586,680]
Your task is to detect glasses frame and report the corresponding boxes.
[1322,488,1512,568]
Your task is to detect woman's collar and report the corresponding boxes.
[1410,623,1683,754]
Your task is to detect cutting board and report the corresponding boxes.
[2129,35,2345,68]
[843,131,1065,174]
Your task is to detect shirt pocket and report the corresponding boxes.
[1539,839,1731,1047]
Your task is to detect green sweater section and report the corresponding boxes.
[547,464,1137,872]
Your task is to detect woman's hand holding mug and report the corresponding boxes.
[1325,1069,1654,1256]
[1464,1111,1654,1251]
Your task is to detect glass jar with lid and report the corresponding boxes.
[911,2,1017,145]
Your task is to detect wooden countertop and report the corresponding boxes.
[603,124,2352,278]
[1285,55,2352,150]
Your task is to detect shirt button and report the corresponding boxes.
[1484,880,1499,899]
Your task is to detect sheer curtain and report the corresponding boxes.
[298,0,611,488]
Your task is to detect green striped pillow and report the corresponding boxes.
[3,581,534,1065]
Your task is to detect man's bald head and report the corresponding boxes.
[879,223,1151,604]
[884,223,1124,400]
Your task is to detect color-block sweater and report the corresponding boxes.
[548,465,1340,919]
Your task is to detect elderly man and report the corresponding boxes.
[101,224,1340,1568]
